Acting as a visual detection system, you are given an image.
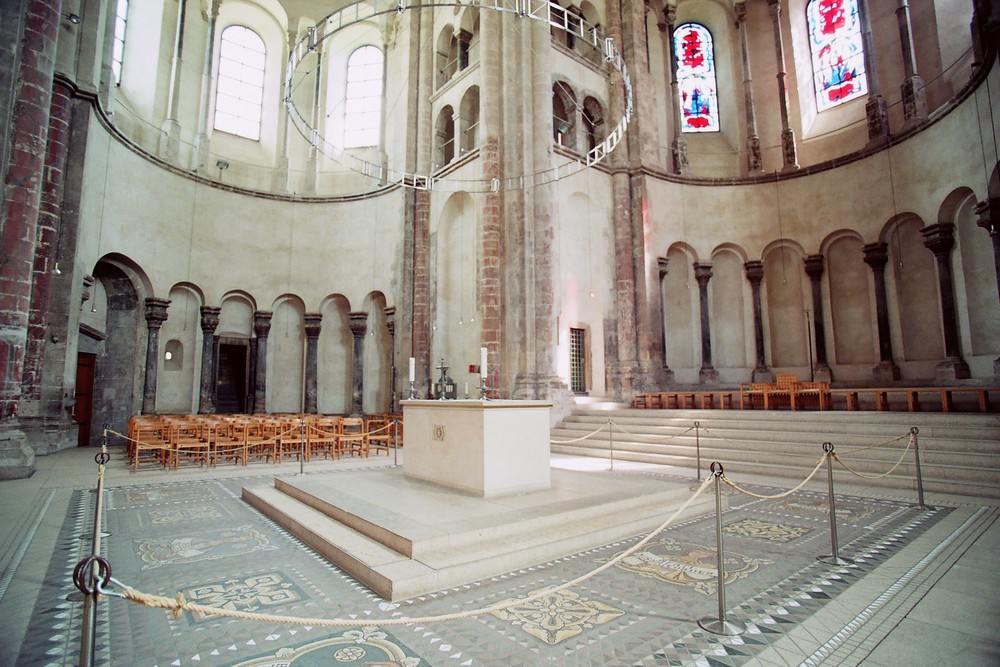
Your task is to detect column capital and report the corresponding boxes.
[693,262,713,286]
[303,312,323,339]
[253,310,273,338]
[349,311,369,338]
[975,197,999,236]
[735,1,747,23]
[863,242,889,269]
[767,0,781,17]
[921,223,956,256]
[744,259,765,283]
[199,306,221,334]
[657,256,669,281]
[384,306,396,336]
[144,298,171,328]
[804,253,824,280]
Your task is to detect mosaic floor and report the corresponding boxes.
[15,466,961,666]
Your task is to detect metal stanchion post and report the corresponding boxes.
[909,427,934,510]
[608,418,615,472]
[695,420,702,481]
[698,462,745,636]
[299,419,305,475]
[78,426,111,667]
[818,442,854,566]
[393,418,399,467]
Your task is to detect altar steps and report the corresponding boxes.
[550,408,1000,498]
[242,467,714,601]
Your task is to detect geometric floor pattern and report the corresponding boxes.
[13,465,957,666]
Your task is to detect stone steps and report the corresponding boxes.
[551,408,1000,498]
[243,467,715,601]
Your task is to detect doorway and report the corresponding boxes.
[74,353,96,446]
[216,339,249,413]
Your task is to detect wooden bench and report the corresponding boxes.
[832,387,998,413]
[631,390,736,410]
[740,375,831,411]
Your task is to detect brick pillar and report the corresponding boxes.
[412,189,431,394]
[197,306,220,414]
[694,263,718,384]
[141,298,170,414]
[303,312,322,413]
[349,312,368,415]
[0,0,60,478]
[252,311,272,413]
[921,224,971,380]
[745,260,773,382]
[974,197,1000,375]
[803,254,832,382]
[863,243,901,383]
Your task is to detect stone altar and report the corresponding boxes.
[401,399,552,497]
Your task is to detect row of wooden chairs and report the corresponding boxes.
[125,413,402,472]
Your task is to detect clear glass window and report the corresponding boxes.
[111,0,129,85]
[214,25,266,141]
[343,46,384,149]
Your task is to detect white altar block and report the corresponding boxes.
[402,400,552,497]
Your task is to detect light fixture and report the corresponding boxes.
[215,159,229,170]
[52,261,61,275]
[164,351,172,361]
[64,13,81,25]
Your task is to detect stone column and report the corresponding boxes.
[694,263,718,384]
[921,224,971,380]
[858,0,889,142]
[745,261,773,382]
[304,41,324,195]
[349,312,368,415]
[896,0,927,127]
[656,257,674,379]
[275,28,297,193]
[142,298,171,414]
[665,3,688,174]
[252,311,272,413]
[197,306,221,414]
[767,0,798,170]
[385,306,397,411]
[735,1,762,172]
[159,0,188,164]
[192,0,222,172]
[803,255,832,381]
[303,313,322,414]
[974,197,1000,375]
[862,243,901,382]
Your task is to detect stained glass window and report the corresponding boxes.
[807,0,868,110]
[344,46,384,149]
[214,26,265,141]
[674,23,719,133]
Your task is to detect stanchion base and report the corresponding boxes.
[698,616,746,636]
[909,503,936,511]
[817,555,855,566]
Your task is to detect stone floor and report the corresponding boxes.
[1,444,998,666]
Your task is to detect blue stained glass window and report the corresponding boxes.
[807,0,868,110]
[674,23,719,133]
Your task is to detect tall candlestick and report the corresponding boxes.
[409,356,415,383]
[480,347,488,379]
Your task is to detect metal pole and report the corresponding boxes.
[818,442,854,566]
[299,419,305,475]
[698,462,745,636]
[393,418,399,467]
[79,426,111,667]
[695,420,702,481]
[608,418,615,471]
[910,427,934,510]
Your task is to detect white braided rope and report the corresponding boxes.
[832,435,914,480]
[609,421,696,442]
[549,420,610,444]
[838,431,910,455]
[720,456,827,499]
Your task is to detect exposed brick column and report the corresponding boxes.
[197,306,221,414]
[803,254,832,382]
[921,224,971,380]
[303,312,322,414]
[862,242,901,383]
[694,263,718,385]
[744,260,773,382]
[412,189,431,394]
[974,197,1000,375]
[252,311,272,413]
[141,298,170,414]
[1,0,61,432]
[349,312,368,415]
[22,78,73,408]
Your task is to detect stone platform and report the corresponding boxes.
[242,466,714,601]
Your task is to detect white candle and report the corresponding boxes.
[465,382,469,396]
[408,357,415,383]
[480,347,488,379]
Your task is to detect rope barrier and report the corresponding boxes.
[720,456,827,499]
[610,422,696,442]
[549,420,610,444]
[832,435,914,480]
[100,476,716,627]
[838,431,910,455]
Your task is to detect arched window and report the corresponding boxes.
[344,46,384,149]
[214,25,265,141]
[111,0,129,85]
[807,0,868,110]
[674,23,719,133]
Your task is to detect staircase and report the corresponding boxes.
[550,407,1000,498]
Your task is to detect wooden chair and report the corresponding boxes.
[167,419,212,469]
[130,416,170,471]
[765,374,799,409]
[365,414,392,457]
[338,417,367,457]
[278,417,306,462]
[213,417,248,465]
[246,418,281,464]
[306,416,342,460]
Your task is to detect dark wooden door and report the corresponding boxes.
[74,353,96,446]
